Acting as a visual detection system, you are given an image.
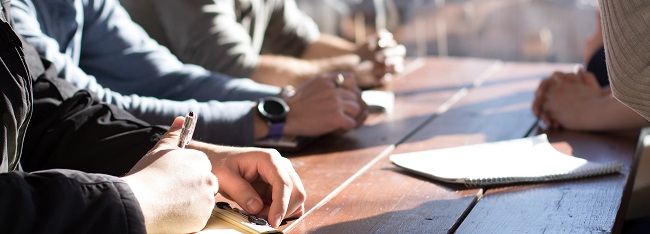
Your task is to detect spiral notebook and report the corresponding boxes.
[390,134,623,187]
[199,202,282,234]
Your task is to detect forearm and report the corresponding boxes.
[590,96,650,130]
[300,34,357,59]
[251,54,359,87]
[571,95,650,131]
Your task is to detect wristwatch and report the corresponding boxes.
[257,96,290,138]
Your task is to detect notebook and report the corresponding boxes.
[199,202,282,234]
[389,134,623,187]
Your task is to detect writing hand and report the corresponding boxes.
[122,117,219,233]
[197,146,306,228]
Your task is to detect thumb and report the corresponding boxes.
[156,116,186,149]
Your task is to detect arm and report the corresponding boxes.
[10,0,281,146]
[0,170,147,233]
[600,0,650,121]
[187,141,306,228]
[127,0,349,86]
[532,70,649,131]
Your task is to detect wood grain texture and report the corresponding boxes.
[281,58,499,232]
[273,59,637,233]
[457,131,638,233]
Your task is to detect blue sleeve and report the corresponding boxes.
[10,0,281,146]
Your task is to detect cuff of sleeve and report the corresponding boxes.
[115,180,147,234]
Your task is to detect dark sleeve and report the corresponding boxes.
[17,31,167,176]
[0,4,146,233]
[0,169,145,234]
[585,46,609,87]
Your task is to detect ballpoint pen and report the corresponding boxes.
[178,112,197,148]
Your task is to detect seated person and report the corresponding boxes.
[532,9,649,131]
[1,4,304,232]
[10,0,367,147]
[120,0,406,88]
[532,69,648,131]
[600,0,650,231]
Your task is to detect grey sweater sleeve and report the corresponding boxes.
[600,0,650,121]
[121,0,320,78]
[261,0,320,57]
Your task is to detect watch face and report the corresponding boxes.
[258,97,288,122]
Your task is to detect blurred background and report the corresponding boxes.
[296,0,600,63]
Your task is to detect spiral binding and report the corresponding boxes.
[462,161,624,187]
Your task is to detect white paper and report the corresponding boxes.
[390,134,623,186]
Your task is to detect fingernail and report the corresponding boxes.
[246,199,262,213]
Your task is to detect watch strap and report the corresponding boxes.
[267,122,285,138]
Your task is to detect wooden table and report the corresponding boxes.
[279,57,640,233]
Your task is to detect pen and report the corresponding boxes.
[178,111,197,148]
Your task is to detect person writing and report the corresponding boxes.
[120,0,406,88]
[1,4,304,231]
[10,0,367,147]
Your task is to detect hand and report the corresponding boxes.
[283,72,368,136]
[122,117,219,233]
[355,30,406,88]
[532,70,608,130]
[193,144,306,228]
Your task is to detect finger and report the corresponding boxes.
[217,168,265,215]
[550,72,565,85]
[381,56,405,74]
[355,92,369,125]
[337,109,359,132]
[334,88,364,121]
[378,44,406,60]
[339,96,362,119]
[337,72,359,92]
[208,173,220,197]
[265,163,294,228]
[533,78,552,116]
[156,116,186,149]
[282,159,306,219]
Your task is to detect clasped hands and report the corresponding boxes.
[354,29,406,88]
[532,69,610,130]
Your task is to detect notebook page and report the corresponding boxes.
[390,134,623,187]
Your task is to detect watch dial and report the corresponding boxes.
[264,100,285,116]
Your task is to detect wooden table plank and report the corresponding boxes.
[282,57,501,232]
[290,61,577,233]
[457,131,638,233]
[419,62,640,233]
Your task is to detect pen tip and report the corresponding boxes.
[188,111,194,116]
